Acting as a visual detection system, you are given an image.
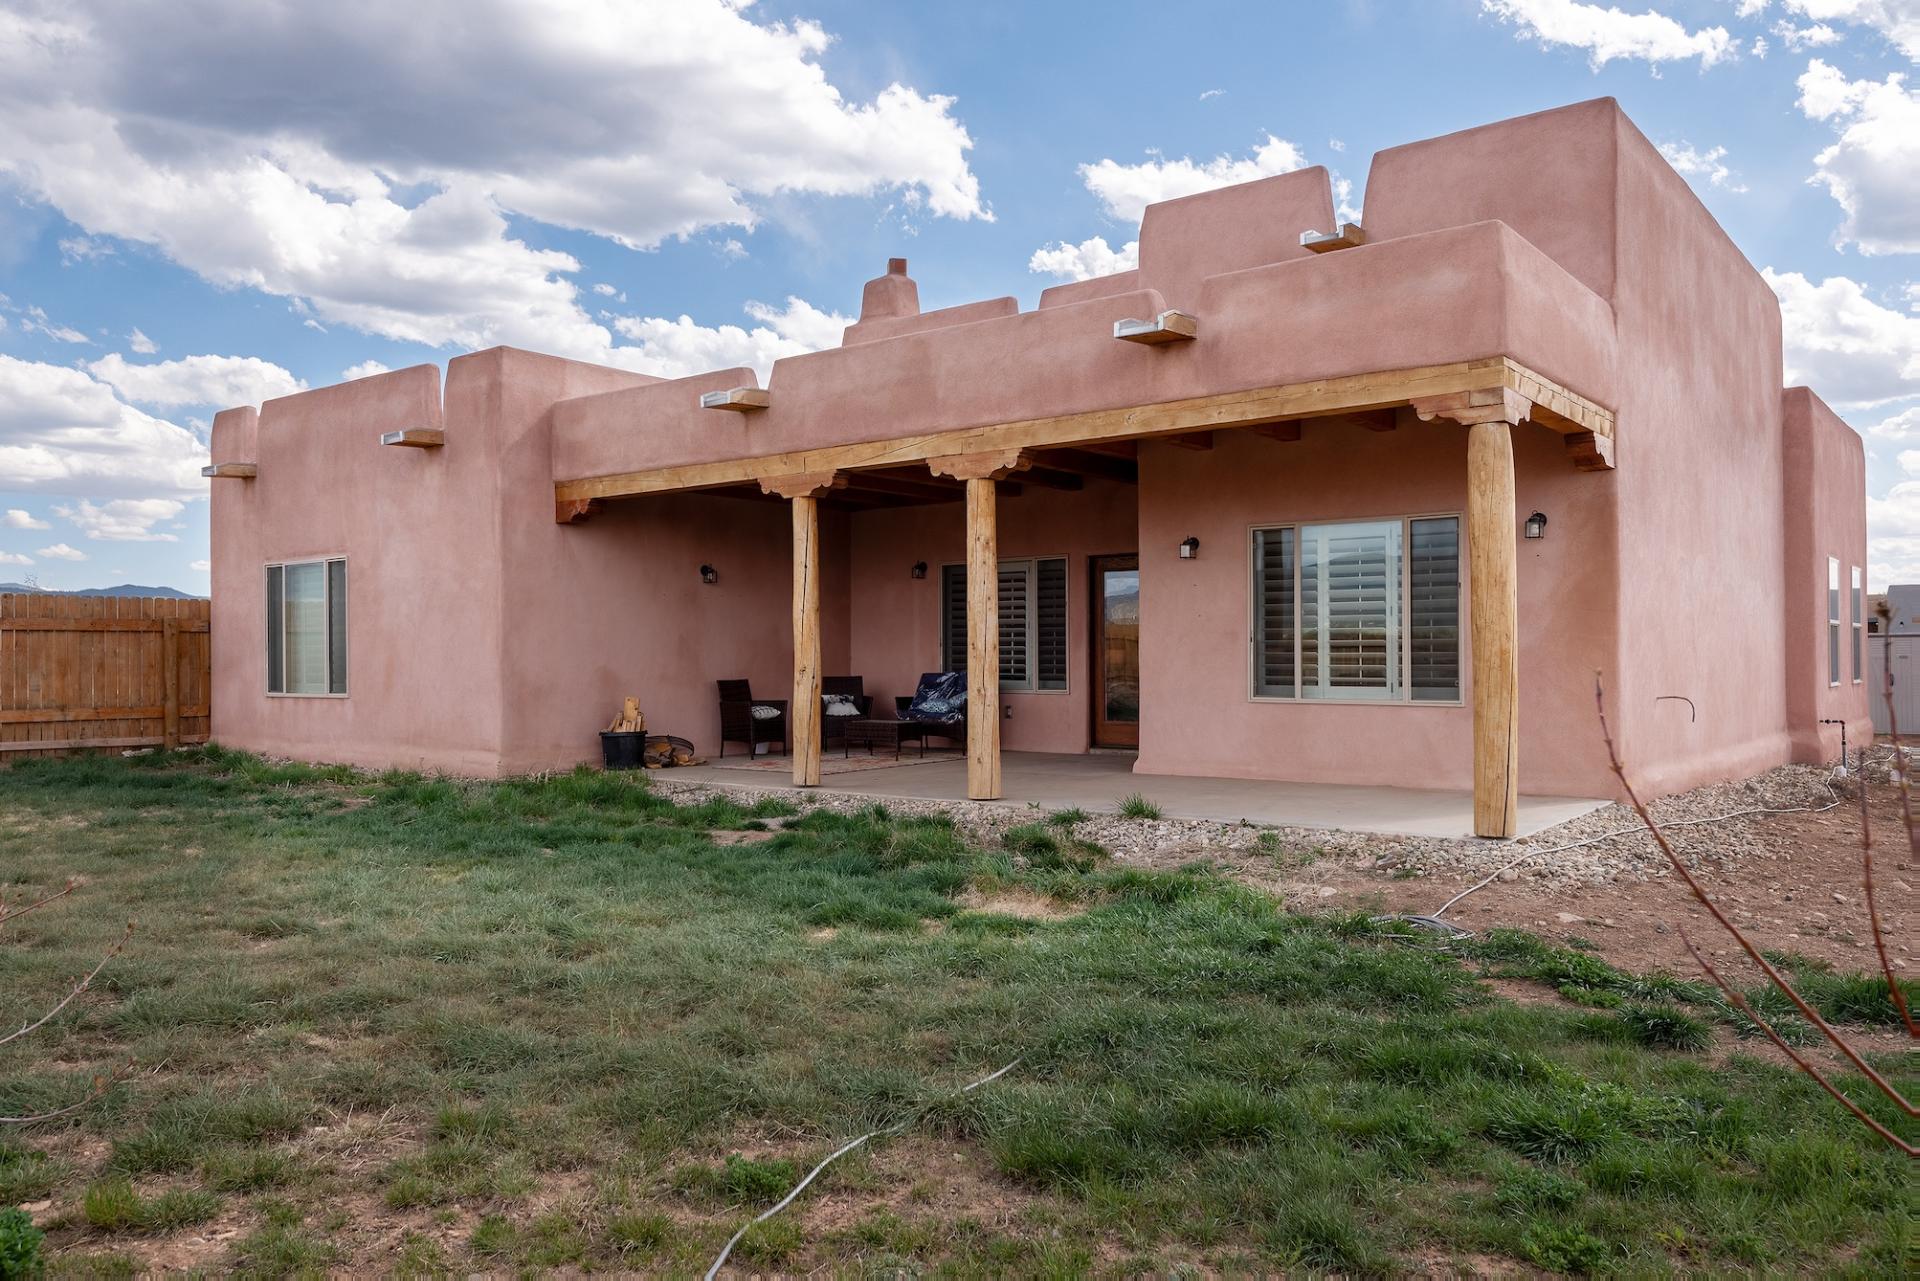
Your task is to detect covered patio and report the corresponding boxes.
[669,749,1608,839]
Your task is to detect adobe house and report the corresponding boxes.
[205,98,1870,837]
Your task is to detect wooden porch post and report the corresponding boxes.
[965,477,1001,800]
[1466,422,1519,838]
[930,449,1032,801]
[1412,389,1530,839]
[759,472,847,787]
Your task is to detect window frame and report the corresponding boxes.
[1247,511,1464,707]
[265,555,349,698]
[940,554,1070,694]
[1850,565,1863,685]
[1828,556,1842,689]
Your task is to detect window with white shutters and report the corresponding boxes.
[1251,516,1460,703]
[941,556,1068,691]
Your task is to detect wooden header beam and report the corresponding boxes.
[202,463,257,479]
[554,356,1614,511]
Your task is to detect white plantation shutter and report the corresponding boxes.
[1407,518,1460,701]
[998,562,1031,687]
[1253,528,1296,697]
[1302,522,1399,699]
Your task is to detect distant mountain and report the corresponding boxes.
[0,582,203,599]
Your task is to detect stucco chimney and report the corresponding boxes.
[859,257,920,322]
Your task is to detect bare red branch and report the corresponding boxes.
[1593,672,1915,1136]
[1679,928,1914,1156]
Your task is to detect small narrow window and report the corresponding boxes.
[1036,557,1068,692]
[1850,565,1863,684]
[1252,528,1297,698]
[266,557,347,695]
[1828,557,1841,687]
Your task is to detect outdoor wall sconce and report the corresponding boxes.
[911,561,928,579]
[1179,536,1200,560]
[699,564,718,585]
[1523,511,1549,540]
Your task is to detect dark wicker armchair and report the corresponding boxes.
[819,676,873,750]
[716,679,787,758]
[894,671,968,751]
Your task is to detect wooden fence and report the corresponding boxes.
[0,593,211,758]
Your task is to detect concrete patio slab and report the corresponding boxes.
[667,751,1609,840]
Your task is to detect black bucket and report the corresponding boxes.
[600,731,646,771]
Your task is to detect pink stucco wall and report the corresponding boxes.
[846,480,1138,753]
[207,97,1871,803]
[211,351,809,773]
[1133,420,1617,797]
[1782,386,1873,762]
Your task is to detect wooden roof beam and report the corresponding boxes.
[1026,448,1138,483]
[700,387,771,412]
[1301,223,1366,253]
[1114,309,1197,345]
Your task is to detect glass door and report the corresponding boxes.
[1091,554,1140,748]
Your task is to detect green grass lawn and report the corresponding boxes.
[0,749,1911,1276]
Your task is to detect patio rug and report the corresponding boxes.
[708,747,964,775]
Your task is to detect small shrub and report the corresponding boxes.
[0,1207,45,1278]
[1117,793,1162,820]
[1046,807,1088,828]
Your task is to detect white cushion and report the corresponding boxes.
[824,694,861,716]
[750,704,781,720]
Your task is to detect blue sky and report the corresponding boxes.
[3,0,1918,590]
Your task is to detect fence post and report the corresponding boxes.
[162,616,181,751]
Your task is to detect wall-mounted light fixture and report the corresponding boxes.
[1179,536,1200,560]
[1523,511,1548,540]
[911,561,928,579]
[699,564,719,585]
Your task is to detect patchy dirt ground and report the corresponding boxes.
[1222,780,1914,983]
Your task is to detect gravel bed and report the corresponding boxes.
[647,757,1861,888]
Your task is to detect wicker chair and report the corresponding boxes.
[819,676,873,750]
[716,679,787,758]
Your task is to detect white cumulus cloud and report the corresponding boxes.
[1078,136,1309,223]
[1779,0,1920,61]
[87,353,306,409]
[0,354,208,499]
[610,296,853,381]
[1763,268,1920,408]
[36,543,88,562]
[1657,140,1748,191]
[0,1,985,366]
[1027,236,1140,282]
[54,497,185,542]
[3,509,51,530]
[189,559,210,572]
[127,328,156,354]
[341,360,392,381]
[1795,60,1920,254]
[1480,0,1734,68]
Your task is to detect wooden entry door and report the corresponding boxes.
[1091,554,1140,748]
